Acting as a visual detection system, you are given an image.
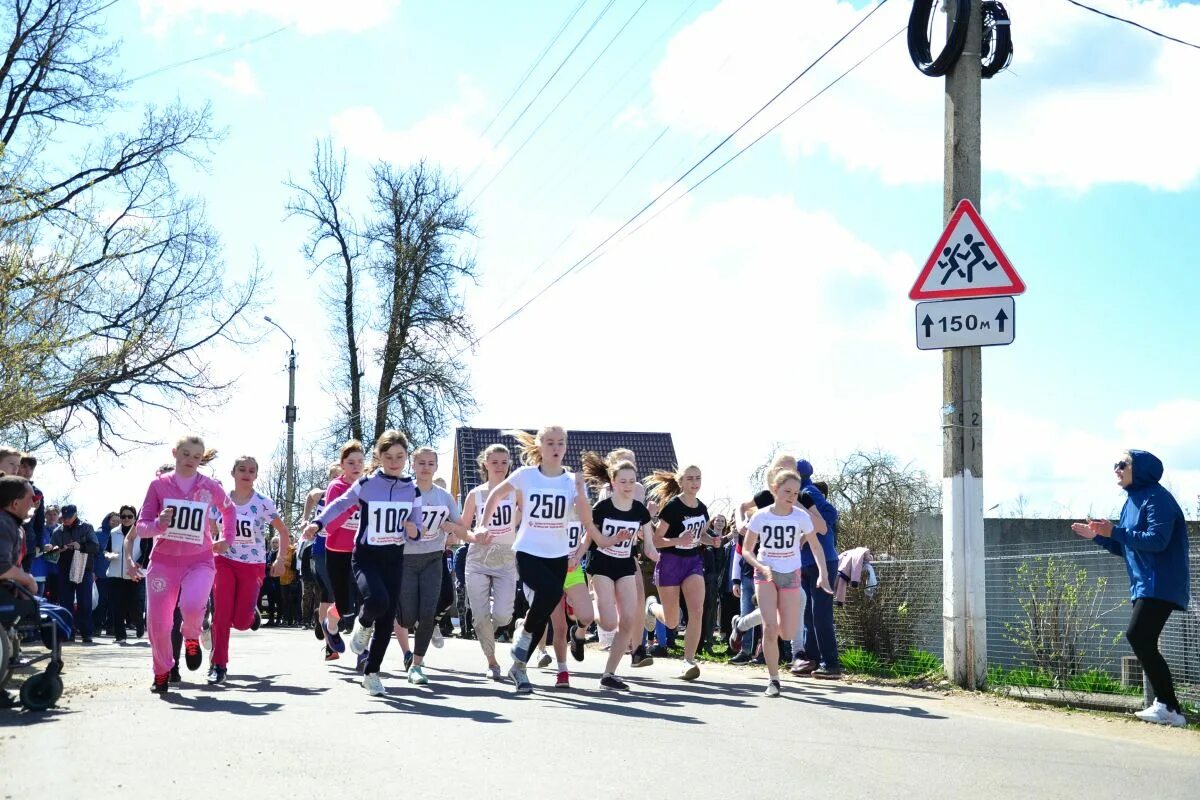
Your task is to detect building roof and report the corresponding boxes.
[451,427,678,503]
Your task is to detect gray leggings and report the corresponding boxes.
[398,551,444,657]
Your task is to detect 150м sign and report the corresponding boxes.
[915,296,1014,350]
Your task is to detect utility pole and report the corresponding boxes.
[265,316,298,524]
[942,0,987,690]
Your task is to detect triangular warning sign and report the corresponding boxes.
[909,199,1025,300]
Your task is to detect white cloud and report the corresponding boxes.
[650,0,1200,191]
[330,85,495,174]
[139,0,400,35]
[206,60,262,98]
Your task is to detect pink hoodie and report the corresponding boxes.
[136,472,237,562]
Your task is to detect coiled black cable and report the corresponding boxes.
[981,1,1013,79]
[907,0,970,77]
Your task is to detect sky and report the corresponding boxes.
[25,0,1200,523]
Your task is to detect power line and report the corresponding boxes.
[468,0,893,349]
[470,0,652,204]
[128,25,292,84]
[480,0,591,138]
[1063,0,1200,51]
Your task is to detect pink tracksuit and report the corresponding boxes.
[137,472,237,676]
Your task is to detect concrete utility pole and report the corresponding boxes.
[941,0,987,690]
[264,316,298,523]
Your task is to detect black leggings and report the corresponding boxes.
[353,545,405,675]
[326,549,356,632]
[1127,597,1180,712]
[513,552,568,664]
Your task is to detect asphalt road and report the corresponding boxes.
[3,628,1197,799]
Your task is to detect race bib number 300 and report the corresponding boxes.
[162,500,210,545]
[362,501,412,546]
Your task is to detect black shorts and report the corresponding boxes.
[586,550,637,581]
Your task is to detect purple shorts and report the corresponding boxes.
[653,550,704,588]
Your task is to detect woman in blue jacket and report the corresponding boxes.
[1073,450,1190,728]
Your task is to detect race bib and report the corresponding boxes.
[420,505,450,541]
[235,514,256,544]
[483,499,516,546]
[162,499,210,545]
[566,521,584,551]
[599,518,640,559]
[758,522,800,561]
[526,491,570,526]
[361,501,412,546]
[675,514,707,550]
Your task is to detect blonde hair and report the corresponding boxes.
[607,448,636,466]
[231,455,259,474]
[326,463,343,480]
[476,443,511,473]
[646,464,700,507]
[765,453,797,488]
[581,450,636,489]
[339,440,365,463]
[174,435,218,466]
[502,426,565,467]
[770,469,802,493]
[411,446,438,463]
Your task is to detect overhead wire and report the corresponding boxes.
[1062,0,1200,51]
[127,25,292,84]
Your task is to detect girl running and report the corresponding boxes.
[321,443,367,654]
[547,507,597,688]
[301,479,338,660]
[135,436,238,693]
[741,469,831,697]
[476,427,597,694]
[305,430,422,697]
[460,443,522,681]
[645,465,719,682]
[581,452,650,690]
[207,456,289,684]
[399,447,469,686]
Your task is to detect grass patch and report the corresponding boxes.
[841,646,888,676]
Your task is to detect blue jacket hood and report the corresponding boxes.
[1127,450,1163,492]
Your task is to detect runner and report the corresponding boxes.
[460,443,521,680]
[399,447,470,686]
[476,427,597,694]
[547,508,596,688]
[134,436,238,694]
[304,430,422,697]
[644,464,719,682]
[741,469,831,696]
[321,443,367,655]
[581,451,650,690]
[207,456,289,685]
[301,480,340,661]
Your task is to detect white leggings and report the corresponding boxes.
[465,563,518,661]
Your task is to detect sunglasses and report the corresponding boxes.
[1113,460,1129,471]
[119,514,135,520]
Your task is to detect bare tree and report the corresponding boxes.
[0,0,260,454]
[285,139,365,442]
[258,439,334,529]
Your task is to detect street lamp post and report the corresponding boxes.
[264,316,297,522]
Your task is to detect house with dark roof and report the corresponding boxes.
[451,427,678,504]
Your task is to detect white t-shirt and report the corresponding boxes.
[470,483,517,547]
[224,492,280,565]
[747,506,814,573]
[509,465,581,558]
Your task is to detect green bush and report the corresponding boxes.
[890,648,943,678]
[841,646,888,676]
[1001,666,1057,689]
[1066,669,1125,694]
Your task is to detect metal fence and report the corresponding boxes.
[833,535,1200,708]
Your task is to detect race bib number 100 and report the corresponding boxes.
[162,500,210,545]
[362,501,411,546]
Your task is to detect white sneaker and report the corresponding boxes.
[679,660,700,682]
[431,626,444,648]
[1135,700,1187,727]
[765,679,781,698]
[536,650,553,669]
[349,618,374,656]
[644,597,658,633]
[362,673,384,696]
[200,623,212,652]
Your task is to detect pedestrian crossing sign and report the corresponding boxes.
[909,199,1025,300]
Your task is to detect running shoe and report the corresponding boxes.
[184,639,203,671]
[536,651,553,669]
[729,651,752,665]
[728,615,742,652]
[600,674,628,691]
[630,645,654,668]
[313,614,325,639]
[325,626,346,654]
[403,651,414,672]
[555,670,570,689]
[643,597,658,633]
[487,664,503,681]
[812,667,843,680]
[356,649,369,674]
[431,626,444,649]
[207,666,227,686]
[169,665,181,683]
[200,616,212,652]
[508,663,533,694]
[251,610,262,632]
[568,624,585,662]
[764,679,781,698]
[348,618,374,656]
[363,673,385,696]
[408,664,429,686]
[791,658,816,675]
[151,672,170,694]
[679,661,700,682]
[324,644,339,662]
[1134,701,1187,727]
